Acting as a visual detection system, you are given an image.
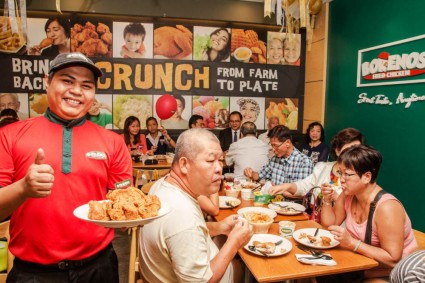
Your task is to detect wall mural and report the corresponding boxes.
[0,15,305,131]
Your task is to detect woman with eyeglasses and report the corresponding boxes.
[268,128,364,199]
[318,145,416,282]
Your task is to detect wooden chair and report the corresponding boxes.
[141,169,170,194]
[132,168,144,188]
[0,221,13,283]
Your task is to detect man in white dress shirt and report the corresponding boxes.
[258,116,280,159]
[225,121,269,179]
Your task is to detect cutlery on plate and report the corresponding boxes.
[271,203,304,211]
[247,245,269,257]
[297,244,324,256]
[247,239,283,256]
[225,201,236,208]
[298,254,333,260]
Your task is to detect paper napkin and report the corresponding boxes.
[295,254,337,266]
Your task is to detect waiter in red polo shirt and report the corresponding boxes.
[0,52,132,283]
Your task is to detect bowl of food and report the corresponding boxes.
[243,211,273,234]
[234,47,252,63]
[224,188,241,198]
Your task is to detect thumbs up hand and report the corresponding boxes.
[24,148,55,198]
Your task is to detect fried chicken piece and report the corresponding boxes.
[97,22,110,34]
[307,235,317,243]
[79,38,108,56]
[122,204,139,220]
[84,21,96,30]
[72,23,84,32]
[88,200,110,220]
[321,236,332,246]
[101,32,112,45]
[75,29,99,42]
[107,208,126,220]
[253,241,276,254]
[138,204,159,218]
[39,38,53,49]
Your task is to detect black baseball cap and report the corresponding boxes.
[48,52,103,80]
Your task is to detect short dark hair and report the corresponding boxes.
[267,125,291,142]
[229,111,242,121]
[330,128,365,160]
[189,114,203,128]
[240,121,257,136]
[0,117,18,128]
[337,144,382,183]
[305,122,325,143]
[146,116,157,127]
[123,23,146,38]
[45,16,71,38]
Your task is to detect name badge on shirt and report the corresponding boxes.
[86,151,107,160]
[115,179,131,190]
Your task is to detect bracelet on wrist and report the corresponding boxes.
[353,240,361,252]
[167,137,171,142]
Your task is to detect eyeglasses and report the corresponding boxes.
[336,170,357,179]
[230,120,241,123]
[270,141,285,150]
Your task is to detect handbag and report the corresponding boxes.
[302,186,322,223]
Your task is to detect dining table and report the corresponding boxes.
[215,191,309,223]
[132,158,172,170]
[238,220,379,282]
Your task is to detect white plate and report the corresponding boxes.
[244,234,292,257]
[73,200,171,228]
[237,207,277,219]
[293,228,340,249]
[219,196,241,209]
[268,201,306,215]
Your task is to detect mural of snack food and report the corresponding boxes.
[153,25,192,60]
[192,96,229,129]
[71,21,113,57]
[29,93,48,117]
[113,95,152,129]
[231,29,267,64]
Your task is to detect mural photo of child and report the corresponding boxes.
[121,23,146,58]
[113,22,153,58]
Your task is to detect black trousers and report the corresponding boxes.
[6,243,119,283]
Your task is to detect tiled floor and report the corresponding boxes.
[112,229,131,283]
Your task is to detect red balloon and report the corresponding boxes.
[156,94,177,120]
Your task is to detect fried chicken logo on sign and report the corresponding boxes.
[357,34,425,87]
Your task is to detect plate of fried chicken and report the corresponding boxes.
[293,228,339,249]
[73,187,171,228]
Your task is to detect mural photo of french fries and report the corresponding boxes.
[231,28,267,64]
[0,16,25,53]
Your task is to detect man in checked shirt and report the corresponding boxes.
[244,125,313,187]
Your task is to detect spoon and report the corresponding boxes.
[247,239,284,256]
[225,201,236,208]
[298,254,333,260]
[297,245,332,259]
